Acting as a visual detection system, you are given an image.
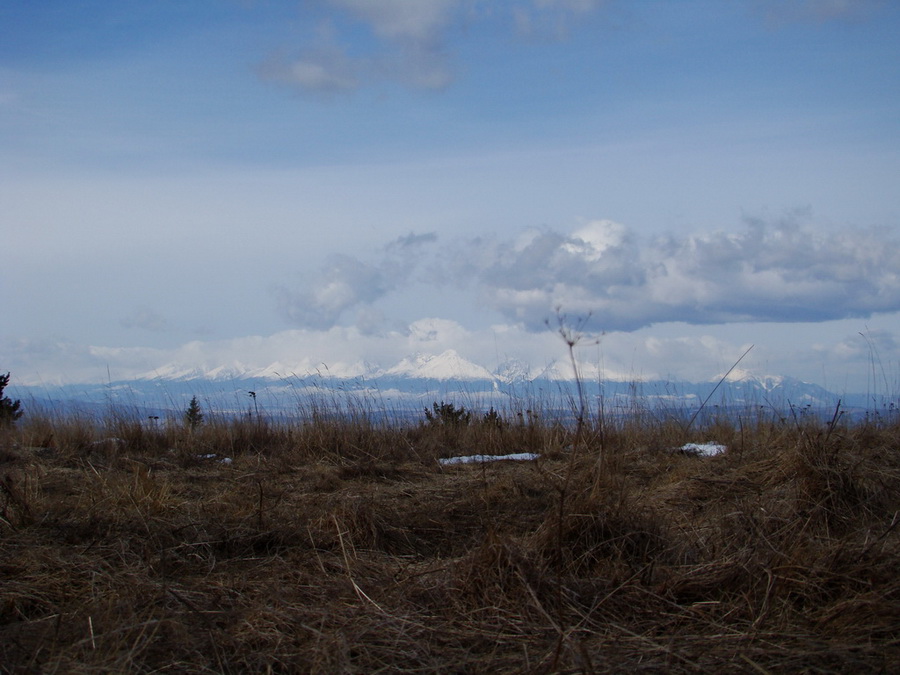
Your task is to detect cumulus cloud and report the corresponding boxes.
[462,215,900,331]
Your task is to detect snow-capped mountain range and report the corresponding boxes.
[11,348,864,421]
[130,349,533,383]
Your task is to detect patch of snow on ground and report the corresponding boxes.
[439,452,540,466]
[678,442,727,457]
[197,453,233,464]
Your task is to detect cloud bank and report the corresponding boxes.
[278,215,900,333]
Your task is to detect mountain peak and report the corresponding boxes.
[713,368,785,390]
[385,349,495,381]
[494,358,533,383]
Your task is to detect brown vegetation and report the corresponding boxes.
[1,405,899,673]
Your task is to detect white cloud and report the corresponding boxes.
[457,214,900,331]
[276,256,387,330]
[262,0,886,95]
[261,48,360,93]
[260,39,453,94]
[262,0,461,94]
[561,219,631,261]
[276,232,438,330]
[263,0,612,93]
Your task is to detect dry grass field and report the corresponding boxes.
[1,404,899,673]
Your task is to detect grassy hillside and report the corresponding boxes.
[1,403,899,673]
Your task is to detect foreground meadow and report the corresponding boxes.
[1,405,899,673]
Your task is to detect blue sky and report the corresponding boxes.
[2,0,900,392]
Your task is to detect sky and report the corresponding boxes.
[2,0,900,394]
